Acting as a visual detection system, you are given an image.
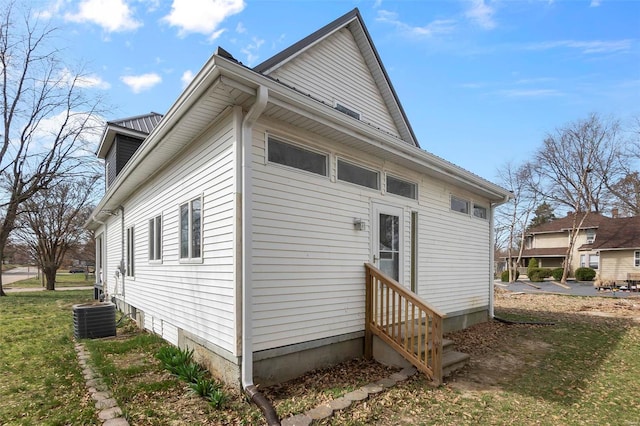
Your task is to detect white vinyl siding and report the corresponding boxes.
[267,28,401,139]
[111,113,238,354]
[251,124,492,351]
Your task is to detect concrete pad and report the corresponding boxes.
[376,377,397,388]
[361,383,383,394]
[103,418,130,426]
[343,389,368,401]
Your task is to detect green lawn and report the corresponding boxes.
[6,271,93,288]
[1,290,638,425]
[0,290,97,425]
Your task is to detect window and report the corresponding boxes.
[180,198,202,260]
[589,253,599,269]
[267,137,327,176]
[387,175,417,199]
[334,102,361,120]
[149,215,162,261]
[635,251,640,267]
[586,229,595,244]
[450,195,469,214]
[580,254,586,268]
[473,203,488,219]
[337,159,379,189]
[126,227,134,277]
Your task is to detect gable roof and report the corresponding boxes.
[88,10,512,229]
[253,8,419,148]
[527,212,608,234]
[592,216,640,250]
[96,112,164,158]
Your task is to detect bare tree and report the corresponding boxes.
[530,113,624,283]
[0,3,104,296]
[603,117,640,216]
[496,162,539,282]
[15,177,96,290]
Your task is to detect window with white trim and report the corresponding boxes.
[180,198,202,260]
[586,229,595,244]
[337,159,379,189]
[387,175,417,199]
[148,215,162,261]
[473,203,488,219]
[635,251,640,267]
[126,226,134,277]
[450,195,469,214]
[267,136,327,176]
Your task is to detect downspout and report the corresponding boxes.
[92,216,107,301]
[120,206,125,299]
[240,85,279,425]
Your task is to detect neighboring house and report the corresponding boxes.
[591,216,640,283]
[522,212,640,282]
[86,9,510,391]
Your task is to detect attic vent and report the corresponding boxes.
[334,102,361,120]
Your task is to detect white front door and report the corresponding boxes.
[373,203,404,284]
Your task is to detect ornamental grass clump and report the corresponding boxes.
[156,345,227,409]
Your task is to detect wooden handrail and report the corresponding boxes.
[364,262,445,385]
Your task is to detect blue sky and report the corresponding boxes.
[36,0,640,182]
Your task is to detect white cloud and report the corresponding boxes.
[120,73,162,93]
[64,0,142,32]
[376,10,456,37]
[58,68,111,90]
[236,22,246,34]
[32,110,105,155]
[590,0,601,7]
[526,39,632,54]
[500,89,562,98]
[241,37,265,66]
[465,0,496,30]
[181,70,194,88]
[162,0,245,40]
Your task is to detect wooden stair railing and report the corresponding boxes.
[364,263,446,385]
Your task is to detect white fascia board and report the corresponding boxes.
[87,56,224,229]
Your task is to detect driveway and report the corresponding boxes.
[496,278,638,298]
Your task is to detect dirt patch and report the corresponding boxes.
[445,289,640,396]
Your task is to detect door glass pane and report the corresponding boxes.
[379,213,399,281]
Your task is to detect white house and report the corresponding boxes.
[87,8,510,396]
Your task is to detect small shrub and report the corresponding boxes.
[529,268,552,282]
[551,268,564,281]
[501,270,520,282]
[575,267,596,281]
[527,258,539,277]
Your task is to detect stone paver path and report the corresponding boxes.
[74,342,129,425]
[280,366,417,426]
